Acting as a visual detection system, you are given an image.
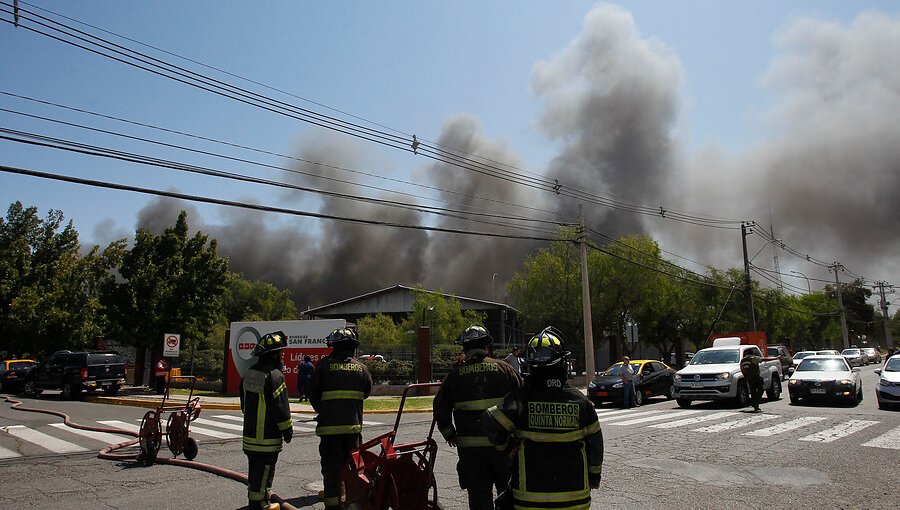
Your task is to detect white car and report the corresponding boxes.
[874,354,900,410]
[788,355,862,406]
[841,348,867,367]
[791,351,817,367]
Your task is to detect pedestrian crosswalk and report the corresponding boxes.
[0,412,386,460]
[595,406,900,450]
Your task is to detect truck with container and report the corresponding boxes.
[672,335,783,408]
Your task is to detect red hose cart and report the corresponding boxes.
[340,382,443,510]
[137,375,202,466]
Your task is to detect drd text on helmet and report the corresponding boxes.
[326,328,359,349]
[455,324,493,348]
[525,327,570,368]
[252,330,288,357]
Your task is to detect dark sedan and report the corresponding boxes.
[588,359,676,407]
[0,359,37,393]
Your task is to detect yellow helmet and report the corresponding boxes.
[525,327,570,368]
[252,330,288,356]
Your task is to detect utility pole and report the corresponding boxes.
[579,205,595,387]
[875,281,895,350]
[831,263,850,349]
[741,222,757,331]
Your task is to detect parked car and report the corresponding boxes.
[792,351,817,367]
[841,348,867,367]
[588,360,676,407]
[862,347,882,365]
[0,359,37,393]
[874,353,900,410]
[788,355,862,405]
[23,350,127,399]
[767,345,792,376]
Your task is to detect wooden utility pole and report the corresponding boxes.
[875,281,894,350]
[831,263,850,349]
[741,222,757,331]
[579,205,595,387]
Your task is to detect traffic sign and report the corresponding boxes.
[163,333,181,357]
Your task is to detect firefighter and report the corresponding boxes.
[240,330,293,510]
[434,324,523,510]
[483,327,604,510]
[309,328,373,510]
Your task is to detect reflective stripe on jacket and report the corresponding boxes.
[434,350,522,447]
[309,354,373,436]
[484,378,604,510]
[240,358,293,454]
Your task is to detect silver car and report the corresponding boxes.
[841,348,867,367]
[863,347,882,365]
[874,354,900,410]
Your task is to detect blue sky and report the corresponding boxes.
[2,1,898,309]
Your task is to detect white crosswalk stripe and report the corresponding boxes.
[861,425,900,450]
[214,414,317,433]
[192,417,243,432]
[691,413,779,432]
[798,420,880,443]
[609,410,701,426]
[595,408,643,419]
[598,410,666,423]
[98,420,139,433]
[648,411,740,429]
[1,425,87,454]
[48,423,133,446]
[743,416,827,437]
[0,444,22,459]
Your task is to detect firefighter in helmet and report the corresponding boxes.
[434,324,522,509]
[240,330,293,510]
[309,327,373,510]
[483,327,604,510]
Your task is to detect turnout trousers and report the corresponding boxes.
[457,446,512,510]
[319,434,361,508]
[246,452,278,508]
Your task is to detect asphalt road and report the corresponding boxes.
[1,363,897,509]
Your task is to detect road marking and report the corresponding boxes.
[742,416,827,437]
[648,411,740,429]
[48,423,133,445]
[594,408,643,418]
[691,414,779,432]
[861,425,900,450]
[363,421,382,426]
[121,418,239,439]
[213,414,317,433]
[192,417,243,432]
[98,420,139,433]
[1,425,88,453]
[610,410,701,426]
[0,444,21,459]
[798,420,879,443]
[597,410,663,422]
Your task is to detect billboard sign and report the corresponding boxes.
[225,319,345,394]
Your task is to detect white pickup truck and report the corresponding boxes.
[672,338,782,408]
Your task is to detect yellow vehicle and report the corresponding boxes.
[0,359,37,393]
[587,359,677,407]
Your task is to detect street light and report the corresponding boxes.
[492,273,498,302]
[790,270,811,293]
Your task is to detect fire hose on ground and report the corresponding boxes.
[3,395,299,510]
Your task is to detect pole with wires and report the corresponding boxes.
[741,222,757,331]
[579,205,595,386]
[831,263,850,349]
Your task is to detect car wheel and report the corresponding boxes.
[634,389,644,407]
[61,380,80,400]
[766,377,782,401]
[676,398,691,409]
[667,384,676,400]
[103,384,120,396]
[736,381,750,407]
[23,380,41,397]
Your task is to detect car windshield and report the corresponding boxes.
[817,350,839,355]
[793,352,813,360]
[690,349,739,365]
[797,358,849,372]
[767,348,779,356]
[87,353,126,365]
[842,349,860,355]
[884,358,900,372]
[8,360,35,370]
[602,363,641,375]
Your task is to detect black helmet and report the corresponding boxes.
[252,330,288,357]
[326,328,359,349]
[455,324,492,348]
[525,327,570,368]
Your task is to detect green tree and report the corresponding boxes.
[221,274,297,323]
[357,313,406,352]
[398,286,486,346]
[106,211,228,371]
[0,202,124,356]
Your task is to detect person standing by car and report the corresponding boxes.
[504,347,522,374]
[619,356,637,408]
[434,325,522,510]
[740,349,763,412]
[240,331,293,510]
[309,328,373,510]
[296,355,315,402]
[483,327,604,510]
